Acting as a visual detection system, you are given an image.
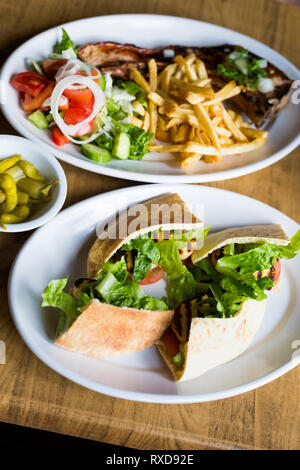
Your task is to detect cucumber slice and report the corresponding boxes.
[112,132,130,160]
[28,110,49,129]
[95,272,118,297]
[81,143,112,163]
[99,73,106,91]
[46,112,54,123]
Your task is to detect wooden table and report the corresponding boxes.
[0,0,299,451]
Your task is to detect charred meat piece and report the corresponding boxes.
[78,41,159,66]
[253,257,281,288]
[110,248,136,273]
[198,44,292,127]
[78,42,292,127]
[72,278,93,299]
[171,298,198,343]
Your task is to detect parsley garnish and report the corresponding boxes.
[217,49,270,90]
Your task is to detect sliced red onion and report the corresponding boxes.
[50,75,106,143]
[42,95,68,108]
[52,55,101,81]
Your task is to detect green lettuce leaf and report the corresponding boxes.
[41,276,78,320]
[113,121,153,160]
[95,134,114,152]
[114,79,148,108]
[157,240,208,307]
[100,257,128,283]
[132,253,152,283]
[94,271,168,310]
[216,243,279,277]
[273,229,300,259]
[54,28,77,55]
[122,237,160,283]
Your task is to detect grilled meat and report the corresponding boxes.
[171,298,198,343]
[72,278,93,299]
[78,42,292,127]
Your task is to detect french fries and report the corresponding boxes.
[128,54,268,167]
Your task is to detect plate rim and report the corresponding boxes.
[1,13,300,184]
[8,183,300,403]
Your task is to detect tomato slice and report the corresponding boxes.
[273,258,281,284]
[22,82,56,111]
[63,88,94,114]
[64,107,89,125]
[161,328,180,356]
[11,72,48,97]
[52,125,69,146]
[75,68,99,83]
[42,59,67,79]
[138,266,165,285]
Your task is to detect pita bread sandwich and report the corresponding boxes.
[41,193,205,359]
[87,192,204,279]
[156,224,300,382]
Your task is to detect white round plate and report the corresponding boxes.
[1,14,300,183]
[8,184,300,403]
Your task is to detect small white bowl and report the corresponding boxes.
[0,135,67,232]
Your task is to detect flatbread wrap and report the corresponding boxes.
[156,224,300,382]
[42,193,204,359]
[87,192,203,279]
[55,299,173,359]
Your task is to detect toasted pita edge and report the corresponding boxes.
[156,298,266,382]
[88,193,203,278]
[55,299,174,359]
[192,224,289,264]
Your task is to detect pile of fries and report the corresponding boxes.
[128,54,268,168]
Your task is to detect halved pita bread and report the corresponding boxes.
[156,298,265,381]
[192,224,289,264]
[157,224,289,382]
[56,299,174,359]
[88,193,203,278]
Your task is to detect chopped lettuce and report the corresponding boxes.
[189,231,300,318]
[113,121,153,159]
[157,240,208,307]
[42,257,169,325]
[126,125,154,160]
[216,236,300,279]
[174,226,208,242]
[122,237,160,283]
[54,28,77,55]
[114,79,148,108]
[95,134,114,152]
[94,271,168,310]
[100,257,128,282]
[41,276,78,320]
[41,276,80,337]
[173,351,185,367]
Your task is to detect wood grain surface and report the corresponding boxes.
[0,0,299,450]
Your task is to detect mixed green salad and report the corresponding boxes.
[11,29,153,163]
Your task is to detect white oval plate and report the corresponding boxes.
[1,14,300,183]
[8,184,300,403]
